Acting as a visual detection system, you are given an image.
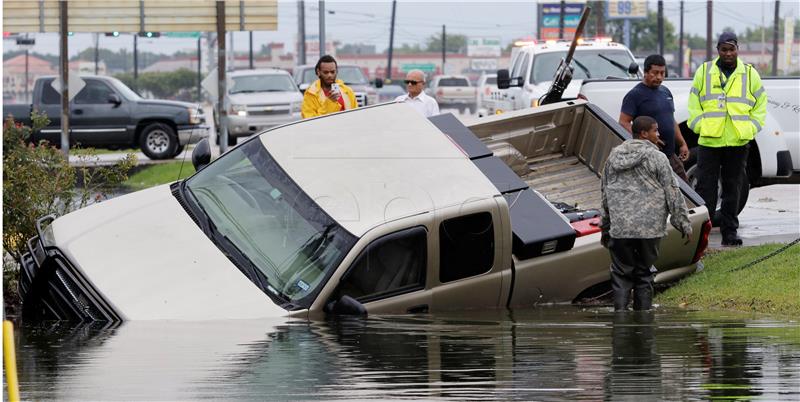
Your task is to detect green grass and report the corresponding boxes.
[124,161,196,190]
[657,242,800,317]
[73,147,138,156]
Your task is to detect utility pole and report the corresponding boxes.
[59,0,69,157]
[197,35,202,101]
[706,1,713,61]
[679,1,684,76]
[319,0,326,58]
[386,0,397,81]
[657,0,664,55]
[94,33,100,75]
[249,31,254,69]
[217,0,229,152]
[559,0,565,39]
[298,0,306,65]
[24,37,29,103]
[773,0,780,76]
[442,25,446,74]
[596,1,605,36]
[133,34,138,91]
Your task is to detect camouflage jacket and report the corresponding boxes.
[600,139,692,239]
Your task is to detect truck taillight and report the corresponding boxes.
[691,219,713,264]
[436,89,443,97]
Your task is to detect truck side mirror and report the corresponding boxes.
[497,69,511,89]
[192,138,211,171]
[108,93,122,106]
[374,78,384,89]
[628,62,640,75]
[324,295,367,316]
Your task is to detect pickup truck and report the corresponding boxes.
[18,101,711,322]
[580,77,800,212]
[4,75,208,159]
[426,75,477,114]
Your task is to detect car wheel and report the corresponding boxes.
[139,123,178,160]
[686,164,749,222]
[228,134,237,146]
[172,144,185,157]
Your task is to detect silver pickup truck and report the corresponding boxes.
[19,101,711,321]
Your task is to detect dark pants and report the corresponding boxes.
[609,238,661,311]
[695,145,749,237]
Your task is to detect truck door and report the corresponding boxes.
[70,78,131,146]
[331,226,433,315]
[429,201,506,311]
[32,78,63,145]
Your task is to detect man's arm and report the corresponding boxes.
[618,111,634,134]
[599,163,612,248]
[749,67,767,131]
[674,120,689,161]
[301,92,321,118]
[655,155,693,240]
[687,64,706,134]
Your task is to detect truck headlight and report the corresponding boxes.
[188,107,203,124]
[229,104,247,116]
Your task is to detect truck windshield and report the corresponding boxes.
[184,139,357,309]
[108,77,143,101]
[230,75,297,93]
[531,50,637,84]
[300,66,368,85]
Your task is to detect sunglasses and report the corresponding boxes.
[404,80,421,85]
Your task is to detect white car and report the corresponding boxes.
[221,69,303,145]
[476,73,497,117]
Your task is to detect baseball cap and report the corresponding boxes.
[717,31,738,47]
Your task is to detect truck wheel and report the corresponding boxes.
[140,123,178,160]
[172,144,185,157]
[686,164,749,222]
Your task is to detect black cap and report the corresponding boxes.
[717,31,738,47]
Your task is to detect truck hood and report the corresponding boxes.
[228,91,302,105]
[136,99,198,109]
[48,184,287,320]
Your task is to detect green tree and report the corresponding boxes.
[425,33,468,53]
[739,18,800,43]
[114,68,198,100]
[605,11,679,52]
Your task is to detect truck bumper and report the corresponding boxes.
[177,125,209,145]
[226,113,302,138]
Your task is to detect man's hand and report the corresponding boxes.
[601,231,610,249]
[682,230,693,245]
[327,90,341,101]
[678,143,690,161]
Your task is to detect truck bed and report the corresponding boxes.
[523,154,602,211]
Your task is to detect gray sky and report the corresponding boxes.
[2,1,798,57]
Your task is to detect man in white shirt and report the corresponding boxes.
[394,69,440,117]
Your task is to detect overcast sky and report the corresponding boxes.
[3,0,798,57]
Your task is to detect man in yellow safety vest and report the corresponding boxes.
[687,32,767,246]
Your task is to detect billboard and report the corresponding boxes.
[468,37,501,57]
[606,0,648,20]
[540,1,586,40]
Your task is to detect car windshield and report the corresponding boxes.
[484,76,497,85]
[300,66,368,85]
[530,50,637,84]
[185,139,357,309]
[230,74,297,93]
[438,78,470,87]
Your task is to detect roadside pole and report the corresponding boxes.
[706,1,712,62]
[773,1,780,76]
[386,0,396,81]
[298,1,306,65]
[217,0,229,153]
[59,0,69,157]
[319,0,325,58]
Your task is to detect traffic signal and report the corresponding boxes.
[138,31,160,38]
[105,32,120,37]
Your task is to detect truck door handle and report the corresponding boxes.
[406,304,428,314]
[73,109,83,115]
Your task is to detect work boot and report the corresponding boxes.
[721,234,743,246]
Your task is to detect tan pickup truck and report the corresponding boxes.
[427,75,478,114]
[19,101,711,321]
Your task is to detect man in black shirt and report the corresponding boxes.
[619,54,690,182]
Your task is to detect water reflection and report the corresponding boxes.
[10,308,800,400]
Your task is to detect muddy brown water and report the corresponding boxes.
[5,307,799,400]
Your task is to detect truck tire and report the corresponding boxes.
[172,144,185,157]
[140,123,178,160]
[686,164,749,222]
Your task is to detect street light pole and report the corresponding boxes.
[59,0,70,157]
[319,0,325,58]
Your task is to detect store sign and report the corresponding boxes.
[606,0,648,20]
[540,1,585,40]
[468,37,501,57]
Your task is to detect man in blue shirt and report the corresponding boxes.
[619,54,690,181]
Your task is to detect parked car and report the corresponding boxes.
[426,75,477,114]
[293,64,379,107]
[4,75,208,159]
[3,76,208,159]
[476,73,497,117]
[216,69,302,146]
[377,82,406,103]
[19,101,710,322]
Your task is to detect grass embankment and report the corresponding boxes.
[124,161,195,190]
[657,242,800,317]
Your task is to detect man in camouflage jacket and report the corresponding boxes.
[600,115,693,311]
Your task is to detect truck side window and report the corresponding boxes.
[338,226,427,303]
[439,212,494,283]
[518,55,530,85]
[74,80,115,105]
[40,80,61,105]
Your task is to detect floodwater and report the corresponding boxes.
[6,307,800,401]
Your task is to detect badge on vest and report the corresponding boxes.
[717,94,726,109]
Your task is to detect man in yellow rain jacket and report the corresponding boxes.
[301,55,358,118]
[688,32,767,246]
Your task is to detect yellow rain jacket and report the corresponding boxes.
[301,79,357,118]
[687,57,767,147]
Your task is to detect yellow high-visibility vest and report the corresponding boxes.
[687,57,767,147]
